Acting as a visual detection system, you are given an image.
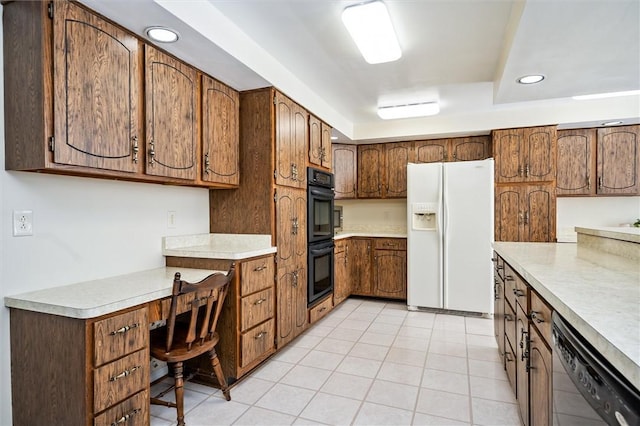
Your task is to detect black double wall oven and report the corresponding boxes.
[307,168,335,307]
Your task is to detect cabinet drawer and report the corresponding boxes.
[241,287,274,332]
[374,238,407,250]
[493,253,504,280]
[504,264,517,311]
[241,319,274,368]
[514,274,529,310]
[94,389,148,426]
[504,299,516,356]
[309,296,333,324]
[505,339,517,395]
[335,239,347,252]
[94,348,149,413]
[530,290,552,344]
[94,307,148,366]
[241,256,275,296]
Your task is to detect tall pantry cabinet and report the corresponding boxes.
[209,88,308,349]
[493,126,557,242]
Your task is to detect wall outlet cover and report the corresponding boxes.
[13,210,33,237]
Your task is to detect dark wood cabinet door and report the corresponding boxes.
[415,139,448,163]
[373,249,407,299]
[385,142,413,197]
[495,186,522,242]
[529,326,552,426]
[321,122,333,169]
[357,144,384,198]
[516,304,530,426]
[350,239,372,295]
[201,75,239,186]
[309,114,322,167]
[145,45,198,180]
[275,187,306,265]
[294,265,308,334]
[275,93,307,188]
[556,129,595,195]
[524,126,556,182]
[597,125,640,195]
[451,136,490,161]
[493,129,523,183]
[524,184,556,242]
[276,264,294,347]
[334,243,349,305]
[494,276,505,361]
[53,1,141,172]
[333,144,357,199]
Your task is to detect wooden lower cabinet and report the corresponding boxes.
[351,238,373,296]
[334,239,350,305]
[373,239,407,299]
[9,306,150,426]
[165,254,276,382]
[309,295,333,324]
[276,263,308,348]
[493,253,554,426]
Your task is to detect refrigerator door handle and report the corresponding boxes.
[440,163,447,309]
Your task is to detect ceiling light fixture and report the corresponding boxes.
[331,136,338,140]
[572,90,640,100]
[145,26,179,43]
[602,120,624,126]
[517,75,545,84]
[378,102,439,120]
[342,1,401,64]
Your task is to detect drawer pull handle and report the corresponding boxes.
[496,265,504,270]
[109,365,141,382]
[254,265,267,272]
[254,331,267,340]
[505,351,513,362]
[504,275,514,281]
[505,314,513,322]
[254,298,267,305]
[530,310,544,323]
[111,408,142,426]
[110,323,140,335]
[318,307,327,313]
[513,289,525,298]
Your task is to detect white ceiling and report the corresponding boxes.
[79,0,640,143]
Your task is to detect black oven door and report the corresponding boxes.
[307,240,334,306]
[308,186,334,243]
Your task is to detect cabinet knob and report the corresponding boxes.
[530,310,544,323]
[148,140,156,166]
[598,176,603,189]
[254,331,267,339]
[254,298,267,305]
[131,136,139,163]
[204,153,210,174]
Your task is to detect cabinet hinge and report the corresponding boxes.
[48,136,55,152]
[47,2,54,19]
[273,189,277,203]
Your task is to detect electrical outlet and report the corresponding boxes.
[13,210,33,237]
[167,211,177,229]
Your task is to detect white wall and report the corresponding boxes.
[556,196,640,242]
[337,199,407,232]
[0,15,211,424]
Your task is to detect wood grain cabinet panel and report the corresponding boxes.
[415,139,448,163]
[275,92,307,188]
[597,125,640,195]
[556,129,595,195]
[450,136,491,161]
[309,296,333,324]
[373,249,407,299]
[529,320,553,426]
[516,302,530,426]
[93,349,149,413]
[94,308,148,366]
[93,389,148,426]
[493,126,556,183]
[144,45,198,181]
[350,238,373,296]
[495,184,556,242]
[333,240,350,305]
[241,257,276,296]
[385,142,413,197]
[240,319,275,368]
[309,114,332,170]
[358,144,385,198]
[333,144,358,199]
[241,288,275,331]
[201,75,240,186]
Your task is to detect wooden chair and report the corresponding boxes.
[150,264,235,426]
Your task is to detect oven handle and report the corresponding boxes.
[309,243,335,256]
[309,187,335,199]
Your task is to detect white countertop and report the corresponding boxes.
[575,226,640,244]
[492,242,640,391]
[4,267,221,319]
[334,231,407,240]
[162,233,277,259]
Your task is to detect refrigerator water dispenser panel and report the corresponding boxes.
[412,202,437,231]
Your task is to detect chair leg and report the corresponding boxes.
[173,361,186,426]
[209,347,231,401]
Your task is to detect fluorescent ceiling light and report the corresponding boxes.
[342,1,401,64]
[331,136,338,140]
[573,90,640,100]
[145,26,179,43]
[517,75,545,84]
[378,102,439,120]
[602,120,623,126]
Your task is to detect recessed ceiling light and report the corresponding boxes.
[517,75,545,84]
[602,121,624,126]
[573,90,640,100]
[342,1,401,64]
[145,26,179,43]
[378,102,439,120]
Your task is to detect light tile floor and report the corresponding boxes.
[150,298,520,426]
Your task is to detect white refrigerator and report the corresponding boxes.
[407,159,494,314]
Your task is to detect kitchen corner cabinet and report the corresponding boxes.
[333,144,358,199]
[372,238,407,299]
[200,75,240,187]
[493,126,557,183]
[358,144,385,198]
[144,45,198,181]
[495,184,556,242]
[275,92,308,188]
[309,115,332,170]
[334,239,350,305]
[10,306,150,426]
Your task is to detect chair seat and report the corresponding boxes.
[150,328,220,363]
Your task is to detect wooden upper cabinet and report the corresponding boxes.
[597,125,640,195]
[275,92,308,188]
[451,136,491,161]
[385,142,413,197]
[333,144,357,199]
[309,115,332,170]
[201,75,239,186]
[493,126,556,183]
[357,144,385,198]
[144,45,198,180]
[53,1,142,173]
[415,140,448,163]
[556,129,595,195]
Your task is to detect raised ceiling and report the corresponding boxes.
[79,0,640,143]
